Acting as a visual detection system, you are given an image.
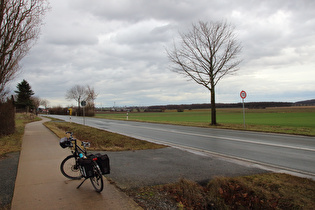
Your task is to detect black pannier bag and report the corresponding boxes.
[78,158,94,178]
[59,137,72,148]
[95,153,110,175]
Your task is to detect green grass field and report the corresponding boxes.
[95,107,315,136]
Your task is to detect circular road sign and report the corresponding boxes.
[240,90,247,99]
[81,100,86,107]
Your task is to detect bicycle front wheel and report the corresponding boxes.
[90,163,104,192]
[60,155,82,180]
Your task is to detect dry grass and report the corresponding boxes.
[129,173,315,209]
[0,113,41,156]
[43,120,166,151]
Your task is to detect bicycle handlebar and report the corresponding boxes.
[81,142,90,148]
[65,131,90,148]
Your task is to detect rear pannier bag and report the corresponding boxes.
[78,158,94,178]
[95,153,110,174]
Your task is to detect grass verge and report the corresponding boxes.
[96,107,315,136]
[127,173,315,209]
[43,120,166,151]
[0,113,41,156]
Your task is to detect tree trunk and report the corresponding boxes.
[210,88,217,125]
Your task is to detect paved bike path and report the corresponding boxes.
[11,118,141,210]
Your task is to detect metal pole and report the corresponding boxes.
[242,98,246,128]
[83,106,85,125]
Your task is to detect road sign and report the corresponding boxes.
[81,100,86,107]
[240,90,247,128]
[240,90,247,99]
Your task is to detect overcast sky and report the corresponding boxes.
[9,0,315,107]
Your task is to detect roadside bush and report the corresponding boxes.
[49,106,95,117]
[0,98,15,136]
[71,108,95,117]
[49,106,68,115]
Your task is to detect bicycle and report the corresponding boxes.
[59,131,104,192]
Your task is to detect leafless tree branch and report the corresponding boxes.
[65,85,98,115]
[0,0,49,99]
[167,20,242,125]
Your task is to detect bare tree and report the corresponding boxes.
[31,96,49,114]
[31,95,40,114]
[86,85,97,103]
[40,98,49,109]
[86,85,98,111]
[0,0,49,99]
[65,85,88,116]
[167,21,242,125]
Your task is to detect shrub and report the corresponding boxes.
[0,98,15,136]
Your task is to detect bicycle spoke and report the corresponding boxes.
[90,164,103,192]
[60,155,82,180]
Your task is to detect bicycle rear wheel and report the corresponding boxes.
[60,155,82,180]
[90,163,103,192]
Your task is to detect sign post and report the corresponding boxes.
[240,90,247,128]
[68,108,72,123]
[81,101,86,125]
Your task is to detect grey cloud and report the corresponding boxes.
[69,0,204,22]
[114,23,175,46]
[9,0,315,107]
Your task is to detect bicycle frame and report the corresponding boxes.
[66,132,88,158]
[60,131,104,192]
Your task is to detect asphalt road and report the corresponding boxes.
[103,147,267,189]
[48,115,315,178]
[0,152,19,207]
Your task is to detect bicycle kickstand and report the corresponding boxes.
[77,178,88,189]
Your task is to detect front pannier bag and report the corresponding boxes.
[95,153,110,174]
[59,137,72,148]
[78,158,94,178]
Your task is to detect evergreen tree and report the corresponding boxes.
[15,79,34,111]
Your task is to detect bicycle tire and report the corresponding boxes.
[60,155,82,180]
[90,163,104,192]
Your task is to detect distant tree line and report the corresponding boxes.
[295,99,315,106]
[97,101,312,114]
[146,102,295,112]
